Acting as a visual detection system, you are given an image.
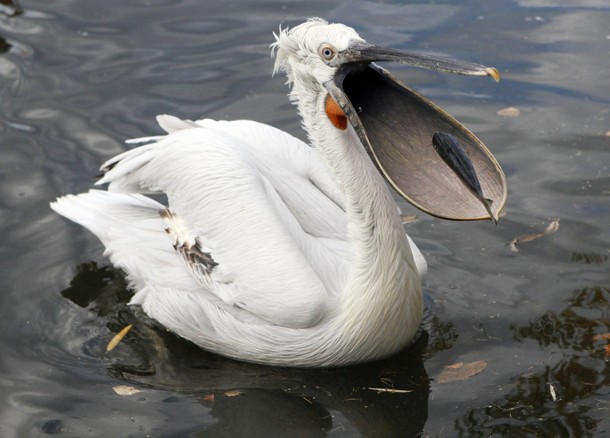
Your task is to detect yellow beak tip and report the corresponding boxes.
[485,67,501,82]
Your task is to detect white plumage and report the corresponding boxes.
[52,19,432,367]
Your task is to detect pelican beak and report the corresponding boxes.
[324,43,506,222]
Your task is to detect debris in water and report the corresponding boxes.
[367,387,413,394]
[509,219,560,252]
[106,324,133,352]
[496,107,521,117]
[401,214,418,224]
[113,385,142,396]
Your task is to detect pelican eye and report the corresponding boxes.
[319,44,337,61]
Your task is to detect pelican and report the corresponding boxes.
[51,18,506,367]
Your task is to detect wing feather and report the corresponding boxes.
[94,118,349,328]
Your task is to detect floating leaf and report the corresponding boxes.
[592,333,610,341]
[436,360,487,384]
[549,383,557,401]
[605,344,610,357]
[113,385,142,396]
[203,393,215,402]
[496,107,521,117]
[224,390,242,397]
[510,219,560,252]
[106,324,133,352]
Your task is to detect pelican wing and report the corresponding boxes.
[95,117,349,329]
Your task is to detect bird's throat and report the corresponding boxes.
[325,94,348,130]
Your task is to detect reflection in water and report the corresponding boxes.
[0,36,9,53]
[572,252,609,265]
[516,286,609,351]
[62,263,431,437]
[422,314,458,359]
[454,286,610,436]
[0,0,22,17]
[62,262,132,312]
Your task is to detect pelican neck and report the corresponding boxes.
[290,86,423,363]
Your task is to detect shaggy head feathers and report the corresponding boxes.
[271,18,365,86]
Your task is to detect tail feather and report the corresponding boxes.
[51,190,198,293]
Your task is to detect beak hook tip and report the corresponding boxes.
[485,67,501,82]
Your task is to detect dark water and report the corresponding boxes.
[1,0,609,436]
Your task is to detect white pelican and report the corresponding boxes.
[52,18,506,367]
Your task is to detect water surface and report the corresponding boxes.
[1,0,609,436]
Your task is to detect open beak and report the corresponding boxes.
[324,42,506,222]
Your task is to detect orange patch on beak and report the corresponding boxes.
[325,94,348,130]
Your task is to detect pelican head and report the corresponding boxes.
[272,19,365,86]
[272,18,506,222]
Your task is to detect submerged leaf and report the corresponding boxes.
[436,360,487,384]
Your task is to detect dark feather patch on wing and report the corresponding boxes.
[160,208,218,275]
[176,238,218,273]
